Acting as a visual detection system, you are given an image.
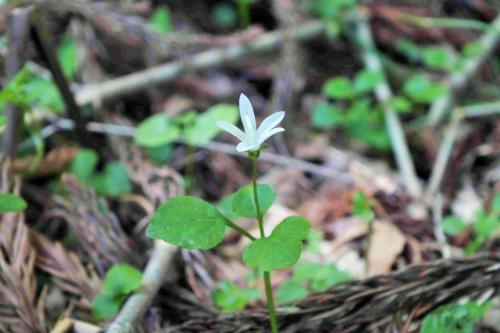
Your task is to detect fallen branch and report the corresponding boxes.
[168,253,500,332]
[424,108,465,200]
[426,13,500,126]
[74,20,325,105]
[347,8,422,197]
[106,241,177,333]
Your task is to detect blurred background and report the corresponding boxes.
[0,0,499,332]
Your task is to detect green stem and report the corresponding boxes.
[237,0,250,29]
[250,153,279,333]
[186,144,195,194]
[264,271,278,333]
[224,218,256,241]
[251,155,265,238]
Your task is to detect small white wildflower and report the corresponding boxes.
[217,93,285,153]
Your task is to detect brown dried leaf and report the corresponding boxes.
[367,222,406,276]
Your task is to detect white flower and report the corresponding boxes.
[217,94,285,152]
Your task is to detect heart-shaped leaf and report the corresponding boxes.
[134,114,180,147]
[243,216,310,271]
[146,196,226,250]
[272,216,310,241]
[184,104,238,146]
[232,184,276,218]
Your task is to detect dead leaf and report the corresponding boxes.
[368,222,406,276]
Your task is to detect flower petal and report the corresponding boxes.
[257,127,285,146]
[239,93,256,133]
[217,121,246,141]
[257,111,285,137]
[236,141,252,152]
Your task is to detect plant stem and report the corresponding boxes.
[186,144,195,194]
[251,155,265,237]
[224,218,256,241]
[250,153,279,333]
[364,218,374,277]
[263,271,279,333]
[236,0,250,29]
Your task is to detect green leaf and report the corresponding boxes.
[473,209,498,237]
[213,280,259,312]
[92,292,123,320]
[420,301,490,333]
[292,263,323,283]
[395,39,422,62]
[213,3,237,27]
[232,184,276,218]
[57,35,78,79]
[92,162,132,197]
[184,104,238,146]
[0,193,27,212]
[311,103,343,129]
[134,114,180,147]
[23,76,65,112]
[462,41,483,58]
[325,19,341,37]
[305,230,324,254]
[310,264,351,292]
[277,280,308,304]
[146,196,227,250]
[390,96,412,113]
[146,144,174,164]
[353,70,383,94]
[242,216,310,271]
[272,216,310,241]
[464,235,485,256]
[218,194,241,221]
[441,216,466,236]
[103,264,143,295]
[92,263,142,320]
[149,6,172,35]
[69,149,98,182]
[422,46,455,71]
[322,77,355,99]
[403,74,448,104]
[352,192,374,221]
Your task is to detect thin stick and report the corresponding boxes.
[106,241,177,333]
[426,13,500,126]
[349,9,422,197]
[21,117,354,184]
[463,100,500,118]
[1,7,32,159]
[74,21,325,105]
[424,108,465,200]
[30,9,95,149]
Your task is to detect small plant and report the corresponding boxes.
[277,262,350,303]
[312,70,391,150]
[92,263,143,320]
[69,148,132,197]
[213,279,260,312]
[351,191,375,276]
[442,192,499,255]
[146,94,311,332]
[420,301,491,333]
